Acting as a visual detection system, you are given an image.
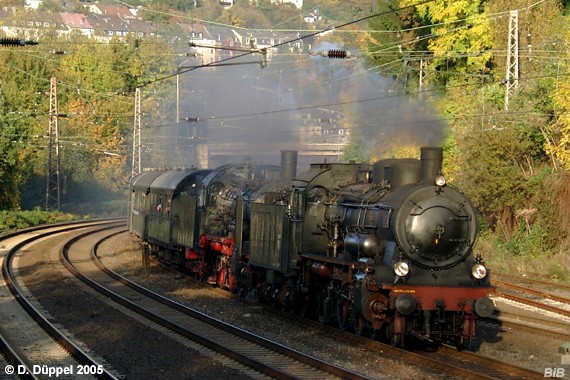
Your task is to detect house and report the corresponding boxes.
[86,13,153,42]
[304,7,321,23]
[82,3,138,20]
[25,0,41,10]
[0,8,67,39]
[60,12,94,38]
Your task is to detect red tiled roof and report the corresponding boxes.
[59,12,92,28]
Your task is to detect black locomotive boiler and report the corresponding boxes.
[128,147,495,349]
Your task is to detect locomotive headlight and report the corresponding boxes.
[471,263,488,280]
[393,261,409,277]
[434,173,447,187]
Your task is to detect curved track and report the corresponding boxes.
[0,220,121,380]
[0,223,553,379]
[102,232,548,379]
[63,226,370,380]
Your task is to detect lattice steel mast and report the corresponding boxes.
[505,10,519,111]
[131,87,141,178]
[45,77,61,211]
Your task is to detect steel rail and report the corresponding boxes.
[100,231,545,380]
[1,220,123,380]
[61,227,372,380]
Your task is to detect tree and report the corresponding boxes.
[399,0,494,86]
[0,38,56,209]
[549,22,570,171]
[0,32,175,211]
[54,35,173,196]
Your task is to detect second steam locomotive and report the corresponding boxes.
[128,147,495,348]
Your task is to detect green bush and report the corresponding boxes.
[0,210,76,231]
[503,223,551,258]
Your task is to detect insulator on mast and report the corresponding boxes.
[309,49,351,59]
[327,49,349,59]
[0,37,38,46]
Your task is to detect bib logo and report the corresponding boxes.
[544,368,565,378]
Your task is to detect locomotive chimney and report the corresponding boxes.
[420,147,443,183]
[281,150,298,180]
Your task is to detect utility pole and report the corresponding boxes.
[131,87,141,178]
[46,77,61,211]
[505,9,519,111]
[419,58,426,93]
[176,73,180,124]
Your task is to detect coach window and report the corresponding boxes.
[165,198,171,215]
[156,196,162,213]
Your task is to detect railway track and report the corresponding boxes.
[260,298,547,379]
[63,226,370,380]
[493,280,570,318]
[99,232,548,379]
[495,272,570,293]
[281,313,547,380]
[489,273,570,339]
[0,220,122,380]
[0,223,557,379]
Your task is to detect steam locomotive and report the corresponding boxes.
[128,147,495,349]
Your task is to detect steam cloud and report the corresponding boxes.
[151,41,448,170]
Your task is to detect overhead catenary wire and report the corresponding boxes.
[5,0,563,101]
[136,0,438,88]
[146,69,570,128]
[2,0,564,131]
[3,0,437,118]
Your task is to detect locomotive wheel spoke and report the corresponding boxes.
[245,288,260,303]
[455,336,466,351]
[390,334,403,347]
